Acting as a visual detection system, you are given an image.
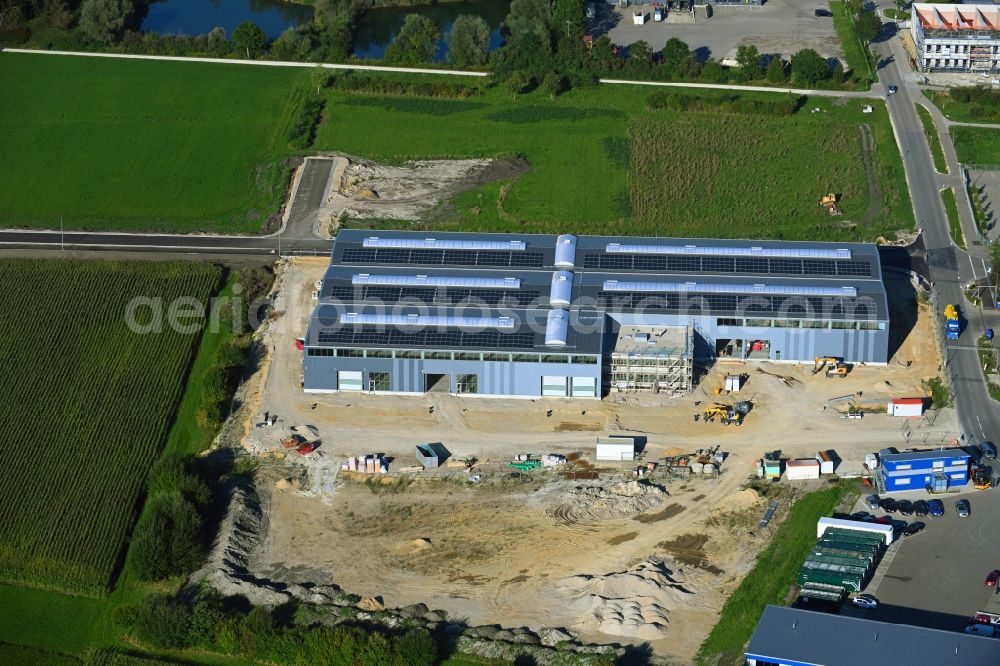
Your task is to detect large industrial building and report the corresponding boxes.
[746,605,1000,666]
[911,3,1000,73]
[302,231,890,398]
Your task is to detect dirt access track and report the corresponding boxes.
[228,258,956,663]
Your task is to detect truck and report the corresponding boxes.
[944,304,961,340]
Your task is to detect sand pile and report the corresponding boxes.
[550,480,666,525]
[395,538,433,555]
[555,560,694,640]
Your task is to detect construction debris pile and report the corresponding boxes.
[550,480,666,524]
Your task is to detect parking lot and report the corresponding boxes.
[850,486,1000,632]
[601,0,844,62]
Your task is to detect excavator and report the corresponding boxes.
[818,193,842,216]
[972,465,993,490]
[702,400,752,426]
[813,356,851,378]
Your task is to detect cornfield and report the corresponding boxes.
[627,113,873,241]
[0,259,222,595]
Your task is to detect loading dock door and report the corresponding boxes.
[542,376,568,397]
[338,370,363,391]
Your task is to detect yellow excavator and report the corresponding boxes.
[702,401,752,426]
[818,193,842,216]
[814,356,851,378]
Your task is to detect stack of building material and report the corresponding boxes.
[341,454,388,473]
[542,454,566,467]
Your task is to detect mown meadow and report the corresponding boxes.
[0,54,305,233]
[0,260,222,595]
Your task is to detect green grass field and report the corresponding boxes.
[951,126,1000,167]
[0,54,306,233]
[916,104,948,173]
[697,485,850,665]
[941,187,965,249]
[0,259,222,595]
[830,1,874,84]
[320,85,912,241]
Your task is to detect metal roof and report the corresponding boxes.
[881,448,970,463]
[605,242,852,259]
[362,236,526,251]
[747,605,1000,666]
[601,280,858,298]
[352,274,522,289]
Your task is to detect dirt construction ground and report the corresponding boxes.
[233,258,958,662]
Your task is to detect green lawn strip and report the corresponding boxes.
[915,104,949,174]
[951,126,1000,167]
[976,336,1000,401]
[830,1,874,85]
[941,187,966,249]
[319,85,911,241]
[0,53,306,233]
[696,485,848,664]
[927,90,1000,124]
[0,586,107,655]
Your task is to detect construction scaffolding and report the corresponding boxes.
[609,325,693,396]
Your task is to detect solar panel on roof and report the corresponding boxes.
[339,313,517,329]
[605,243,851,260]
[363,237,526,251]
[602,281,858,297]
[352,274,521,289]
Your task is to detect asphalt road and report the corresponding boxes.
[871,27,1000,449]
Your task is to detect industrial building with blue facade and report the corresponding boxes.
[302,230,890,398]
[878,448,971,493]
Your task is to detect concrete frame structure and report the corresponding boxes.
[911,3,1000,73]
[302,231,890,398]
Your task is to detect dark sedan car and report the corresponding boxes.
[914,500,929,517]
[928,499,945,516]
[983,442,997,460]
[897,500,914,516]
[880,498,898,513]
[903,521,926,537]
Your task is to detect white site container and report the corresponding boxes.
[816,450,835,475]
[785,459,820,481]
[817,517,893,545]
[596,437,636,461]
[725,375,742,392]
[888,398,924,417]
[633,11,646,24]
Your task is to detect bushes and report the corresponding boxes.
[117,592,438,665]
[946,87,1000,122]
[926,376,950,409]
[328,73,483,99]
[646,91,801,116]
[288,91,325,151]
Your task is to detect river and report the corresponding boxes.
[141,0,509,62]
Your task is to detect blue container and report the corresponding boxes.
[987,328,995,341]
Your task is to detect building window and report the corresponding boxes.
[541,354,569,363]
[307,348,334,357]
[746,319,772,327]
[800,320,828,329]
[484,353,511,362]
[858,321,882,331]
[369,372,391,391]
[337,349,364,357]
[895,477,911,486]
[455,352,482,361]
[571,355,598,364]
[831,321,857,330]
[366,349,393,358]
[896,464,911,470]
[571,376,597,397]
[457,374,478,394]
[397,350,421,359]
[717,318,743,326]
[773,320,800,328]
[542,376,568,397]
[425,351,453,360]
[514,354,540,363]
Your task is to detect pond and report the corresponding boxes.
[142,0,314,41]
[352,0,509,62]
[140,0,509,62]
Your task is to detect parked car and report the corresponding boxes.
[902,521,925,537]
[957,499,971,518]
[851,594,879,610]
[875,515,892,525]
[852,511,870,520]
[815,8,832,16]
[928,499,945,517]
[880,498,898,513]
[888,85,898,95]
[897,499,914,515]
[914,500,929,517]
[965,624,997,637]
[982,441,997,460]
[986,570,1000,587]
[865,494,880,510]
